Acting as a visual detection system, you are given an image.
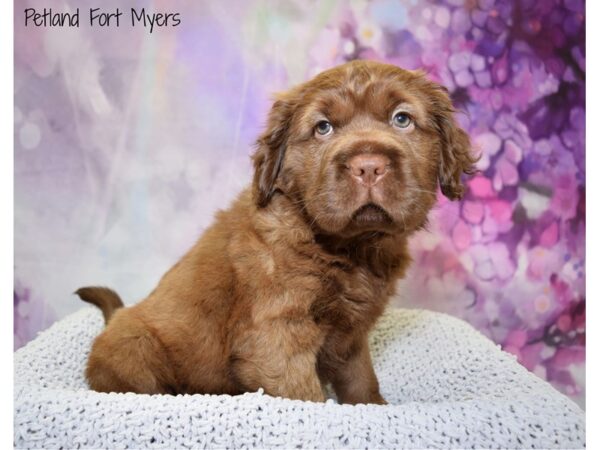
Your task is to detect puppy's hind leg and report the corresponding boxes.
[86,314,179,394]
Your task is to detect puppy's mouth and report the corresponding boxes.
[351,203,393,225]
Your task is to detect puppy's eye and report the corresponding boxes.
[392,112,412,129]
[315,120,333,136]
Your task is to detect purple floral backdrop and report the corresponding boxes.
[14,0,585,407]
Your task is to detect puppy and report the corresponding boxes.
[77,60,477,404]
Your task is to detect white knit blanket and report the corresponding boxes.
[14,307,585,449]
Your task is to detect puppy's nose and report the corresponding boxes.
[347,154,390,186]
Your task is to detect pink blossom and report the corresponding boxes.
[527,246,562,281]
[550,172,579,220]
[469,175,495,198]
[539,222,559,248]
[462,200,485,224]
[452,219,472,250]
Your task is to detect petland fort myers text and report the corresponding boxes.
[24,8,181,33]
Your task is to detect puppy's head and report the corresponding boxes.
[253,60,478,238]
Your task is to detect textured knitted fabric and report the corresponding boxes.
[14,307,585,449]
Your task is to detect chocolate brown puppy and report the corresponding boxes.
[77,60,477,404]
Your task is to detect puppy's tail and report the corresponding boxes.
[75,286,124,324]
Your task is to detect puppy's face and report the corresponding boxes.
[253,61,477,238]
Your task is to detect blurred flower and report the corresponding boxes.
[309,28,344,69]
[467,242,516,282]
[14,279,54,351]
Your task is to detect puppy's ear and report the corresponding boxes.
[252,94,295,207]
[430,86,479,200]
